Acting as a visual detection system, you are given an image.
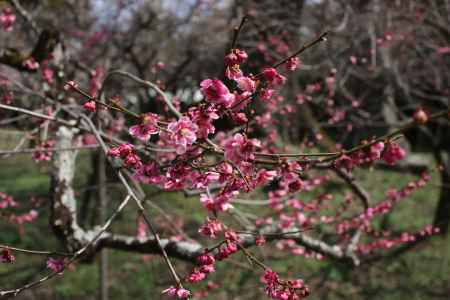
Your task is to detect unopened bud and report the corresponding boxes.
[413,108,428,124]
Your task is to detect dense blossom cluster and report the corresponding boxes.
[32,140,56,162]
[223,133,260,164]
[46,257,65,274]
[93,44,434,298]
[334,141,406,171]
[262,269,310,300]
[108,143,142,169]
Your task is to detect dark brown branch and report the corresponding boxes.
[333,167,370,209]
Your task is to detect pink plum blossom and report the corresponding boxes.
[42,68,54,85]
[188,106,218,139]
[198,217,223,238]
[83,101,96,112]
[262,67,286,86]
[167,116,199,154]
[23,58,39,70]
[224,49,248,66]
[285,57,300,71]
[129,113,159,141]
[162,286,191,299]
[225,65,243,80]
[0,8,15,32]
[223,133,260,164]
[382,142,406,165]
[46,258,65,274]
[236,76,256,93]
[1,248,15,263]
[200,79,235,107]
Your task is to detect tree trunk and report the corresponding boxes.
[433,150,450,235]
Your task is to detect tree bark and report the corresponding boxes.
[433,150,450,235]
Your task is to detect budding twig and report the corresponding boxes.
[230,15,249,50]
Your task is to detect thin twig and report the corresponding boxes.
[0,103,76,128]
[80,115,184,288]
[0,245,72,257]
[0,145,99,155]
[100,70,182,118]
[230,15,249,50]
[0,194,131,297]
[8,0,40,35]
[333,167,370,209]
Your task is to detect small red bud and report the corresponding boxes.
[413,108,428,124]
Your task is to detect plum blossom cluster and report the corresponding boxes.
[83,100,96,112]
[165,116,199,154]
[214,229,240,261]
[76,68,106,112]
[357,225,440,255]
[46,257,65,274]
[32,140,56,162]
[181,229,242,295]
[276,240,325,260]
[105,48,296,210]
[0,192,18,209]
[0,8,15,32]
[133,160,222,192]
[1,248,15,263]
[23,57,40,70]
[201,46,290,123]
[223,133,260,165]
[161,286,191,299]
[129,113,159,141]
[3,207,39,239]
[44,32,444,300]
[108,143,142,169]
[224,48,247,80]
[3,7,450,300]
[334,141,406,172]
[262,68,286,87]
[185,252,216,284]
[381,142,407,165]
[336,173,431,235]
[198,217,223,239]
[0,193,39,237]
[200,79,236,108]
[262,269,310,300]
[187,105,218,139]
